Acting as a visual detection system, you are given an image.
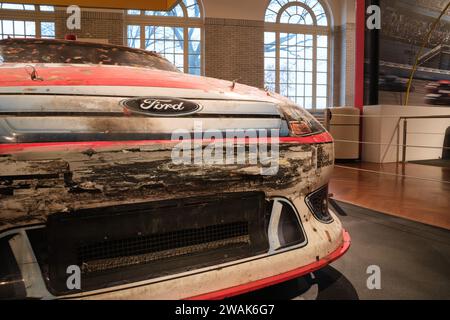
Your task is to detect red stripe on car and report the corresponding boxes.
[0,133,333,154]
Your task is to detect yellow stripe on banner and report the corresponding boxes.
[19,0,179,10]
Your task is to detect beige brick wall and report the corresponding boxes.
[0,8,124,45]
[54,9,124,45]
[204,18,264,88]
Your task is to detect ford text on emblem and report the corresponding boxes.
[121,98,202,117]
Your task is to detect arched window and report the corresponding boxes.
[264,0,330,110]
[0,3,55,39]
[126,0,203,75]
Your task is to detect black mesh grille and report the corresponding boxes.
[78,222,249,273]
[305,185,333,223]
[46,192,269,294]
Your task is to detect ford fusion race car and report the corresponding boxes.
[0,39,349,300]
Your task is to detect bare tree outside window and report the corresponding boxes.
[126,0,202,75]
[264,0,330,110]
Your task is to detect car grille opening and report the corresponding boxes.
[43,192,268,294]
[305,185,333,223]
[79,222,250,274]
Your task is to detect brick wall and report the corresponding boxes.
[54,9,124,45]
[204,18,264,88]
[0,8,124,45]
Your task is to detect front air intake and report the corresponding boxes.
[42,192,268,295]
[78,222,250,274]
[305,185,334,224]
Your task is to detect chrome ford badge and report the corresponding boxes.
[121,98,202,117]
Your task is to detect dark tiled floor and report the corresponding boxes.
[237,201,450,300]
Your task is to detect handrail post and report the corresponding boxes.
[402,118,408,164]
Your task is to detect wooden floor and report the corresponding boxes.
[329,162,450,230]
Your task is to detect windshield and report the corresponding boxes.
[0,39,180,72]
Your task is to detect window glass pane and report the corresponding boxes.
[266,0,327,25]
[280,32,290,45]
[184,0,201,17]
[317,98,327,109]
[2,20,13,37]
[317,47,327,59]
[41,22,55,39]
[305,59,312,72]
[265,0,288,22]
[304,97,313,109]
[317,60,327,72]
[264,32,277,90]
[317,84,327,96]
[189,27,200,41]
[305,85,312,96]
[25,21,35,37]
[305,47,313,59]
[14,20,24,36]
[155,40,164,52]
[127,25,140,48]
[318,35,328,48]
[316,13,327,26]
[265,57,276,71]
[189,55,200,68]
[39,5,54,12]
[265,70,275,87]
[188,27,201,74]
[304,12,314,25]
[1,3,34,10]
[189,67,201,75]
[280,83,288,96]
[127,10,141,15]
[317,73,327,85]
[305,72,312,84]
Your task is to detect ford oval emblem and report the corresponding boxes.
[121,97,203,117]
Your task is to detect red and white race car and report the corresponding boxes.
[0,39,349,300]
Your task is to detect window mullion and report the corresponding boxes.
[36,20,41,39]
[184,27,188,73]
[140,24,145,49]
[327,30,332,108]
[275,31,280,94]
[312,33,317,111]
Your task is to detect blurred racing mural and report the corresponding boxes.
[376,0,450,106]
